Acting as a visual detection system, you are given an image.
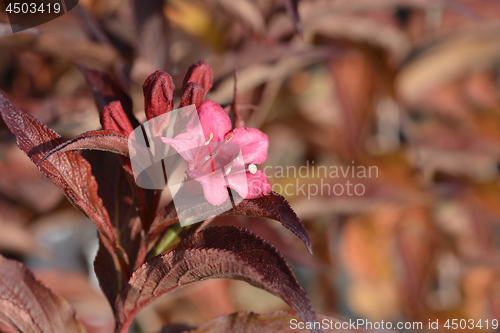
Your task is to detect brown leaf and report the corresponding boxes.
[0,92,116,247]
[396,24,500,106]
[222,192,312,253]
[0,255,85,333]
[115,226,320,333]
[94,235,124,312]
[300,10,410,60]
[214,216,324,270]
[329,54,377,159]
[83,150,145,274]
[41,130,130,163]
[216,0,265,34]
[0,25,118,68]
[31,268,115,333]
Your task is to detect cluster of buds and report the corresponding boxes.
[104,61,271,206]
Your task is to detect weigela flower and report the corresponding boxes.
[136,61,272,205]
[161,100,271,205]
[99,60,272,205]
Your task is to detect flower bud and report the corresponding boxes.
[101,101,134,136]
[180,82,205,108]
[182,60,213,97]
[143,70,175,120]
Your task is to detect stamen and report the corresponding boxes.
[233,153,242,163]
[205,132,213,145]
[225,134,234,142]
[203,151,217,162]
[248,164,257,174]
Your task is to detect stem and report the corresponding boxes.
[151,216,203,256]
[116,317,134,333]
[153,224,181,256]
[135,185,150,231]
[116,244,131,282]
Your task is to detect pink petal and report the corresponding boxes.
[245,170,272,199]
[187,169,229,205]
[225,170,250,200]
[161,133,200,168]
[191,142,241,174]
[225,127,268,164]
[197,100,232,141]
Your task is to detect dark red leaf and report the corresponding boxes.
[78,64,140,130]
[83,150,146,273]
[0,255,85,333]
[222,192,312,253]
[179,82,205,108]
[41,129,130,164]
[215,216,325,271]
[101,101,134,136]
[144,70,175,120]
[182,60,214,95]
[0,92,116,247]
[94,234,125,310]
[285,0,302,34]
[115,226,320,333]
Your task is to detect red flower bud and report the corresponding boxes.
[101,101,134,136]
[143,70,175,120]
[180,82,205,108]
[182,60,213,96]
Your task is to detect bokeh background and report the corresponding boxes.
[2,0,500,332]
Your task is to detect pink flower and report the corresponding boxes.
[161,100,271,205]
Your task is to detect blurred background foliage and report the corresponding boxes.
[2,0,500,332]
